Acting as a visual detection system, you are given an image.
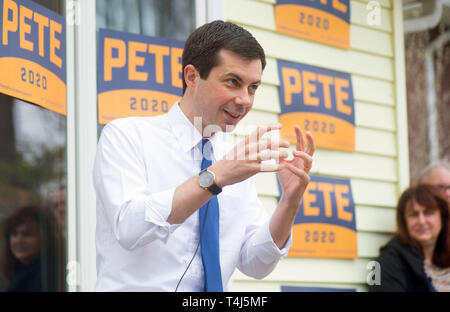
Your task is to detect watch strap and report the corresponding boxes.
[199,169,222,195]
[207,182,222,195]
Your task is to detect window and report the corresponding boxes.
[0,1,66,292]
[96,0,196,134]
[96,0,196,40]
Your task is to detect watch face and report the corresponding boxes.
[199,170,214,188]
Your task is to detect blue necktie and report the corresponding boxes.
[199,139,223,292]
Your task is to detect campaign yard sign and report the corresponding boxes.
[278,59,355,152]
[97,28,184,124]
[284,175,358,259]
[275,0,350,49]
[0,0,66,114]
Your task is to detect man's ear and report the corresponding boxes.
[184,64,199,90]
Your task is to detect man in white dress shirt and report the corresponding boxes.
[93,20,315,291]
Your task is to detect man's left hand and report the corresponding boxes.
[278,125,315,207]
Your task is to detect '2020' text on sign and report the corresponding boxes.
[287,175,357,259]
[97,28,184,124]
[275,0,350,49]
[0,0,65,114]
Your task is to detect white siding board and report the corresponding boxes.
[255,173,280,197]
[236,110,280,131]
[355,101,396,131]
[351,1,392,32]
[253,0,276,5]
[254,84,281,113]
[350,24,393,57]
[352,75,395,106]
[233,258,371,283]
[356,206,396,233]
[351,178,397,207]
[262,58,280,85]
[247,26,394,81]
[356,0,391,9]
[256,178,397,208]
[313,150,397,182]
[357,231,393,257]
[225,0,276,30]
[355,127,396,156]
[257,198,396,234]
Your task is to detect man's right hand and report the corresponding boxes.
[169,123,290,225]
[210,123,290,188]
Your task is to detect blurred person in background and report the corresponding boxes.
[1,205,65,292]
[50,186,66,240]
[369,184,450,292]
[418,159,450,204]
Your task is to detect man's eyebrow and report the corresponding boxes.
[224,73,261,85]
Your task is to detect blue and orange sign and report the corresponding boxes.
[284,175,357,259]
[0,0,66,114]
[97,29,184,124]
[278,60,354,152]
[275,0,350,49]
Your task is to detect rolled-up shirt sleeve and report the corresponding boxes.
[236,180,292,279]
[93,121,180,251]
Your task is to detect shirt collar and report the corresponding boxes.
[167,102,229,159]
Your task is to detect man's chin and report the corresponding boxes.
[200,120,239,136]
[223,123,237,132]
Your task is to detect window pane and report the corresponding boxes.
[30,0,63,14]
[96,0,196,41]
[0,96,66,292]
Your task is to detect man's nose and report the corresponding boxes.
[235,88,252,107]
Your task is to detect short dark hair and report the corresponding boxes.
[182,20,266,94]
[396,184,450,267]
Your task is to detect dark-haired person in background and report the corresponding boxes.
[1,205,64,292]
[93,20,315,291]
[369,185,450,292]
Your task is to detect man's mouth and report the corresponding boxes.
[223,109,241,120]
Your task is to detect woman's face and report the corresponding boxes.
[405,200,442,247]
[9,221,41,265]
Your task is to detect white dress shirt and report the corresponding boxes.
[93,103,291,292]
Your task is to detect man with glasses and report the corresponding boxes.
[418,160,450,204]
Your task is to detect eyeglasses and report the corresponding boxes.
[436,184,450,192]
